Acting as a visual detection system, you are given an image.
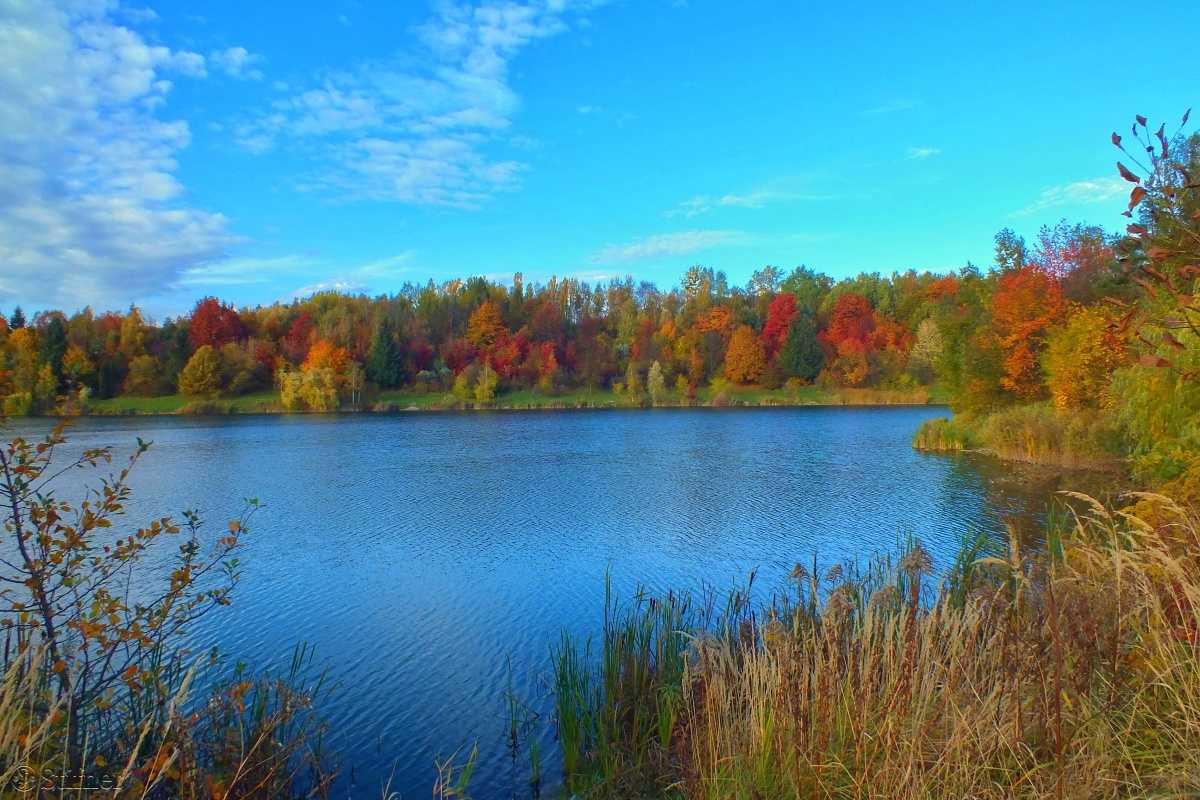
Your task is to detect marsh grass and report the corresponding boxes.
[914,404,1126,470]
[541,495,1200,799]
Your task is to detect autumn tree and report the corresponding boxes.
[991,265,1065,398]
[823,293,875,351]
[125,354,167,396]
[762,293,799,358]
[467,301,506,351]
[474,362,498,404]
[281,312,315,364]
[1043,307,1127,410]
[189,297,246,349]
[647,360,667,404]
[724,324,767,384]
[178,345,222,397]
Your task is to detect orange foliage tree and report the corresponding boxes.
[723,324,767,384]
[991,265,1065,398]
[467,301,507,351]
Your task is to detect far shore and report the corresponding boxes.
[74,385,945,417]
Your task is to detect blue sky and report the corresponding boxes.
[1,0,1195,317]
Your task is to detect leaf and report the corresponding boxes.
[1163,331,1185,350]
[1111,131,1122,147]
[1128,186,1147,210]
[1185,107,1192,126]
[1117,162,1141,183]
[1136,114,1148,127]
[1126,223,1147,235]
[1139,354,1171,368]
[1146,247,1171,260]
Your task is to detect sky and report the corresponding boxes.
[0,0,1196,319]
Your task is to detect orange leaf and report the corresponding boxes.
[1117,162,1140,184]
[1128,186,1146,210]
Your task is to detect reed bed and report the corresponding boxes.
[547,495,1200,799]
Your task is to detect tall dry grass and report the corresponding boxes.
[550,495,1200,799]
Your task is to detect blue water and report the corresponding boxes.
[4,407,1057,797]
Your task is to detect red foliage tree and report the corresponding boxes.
[822,293,875,352]
[189,297,246,350]
[761,293,799,358]
[440,337,476,374]
[280,313,315,365]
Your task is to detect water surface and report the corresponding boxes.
[6,408,1073,796]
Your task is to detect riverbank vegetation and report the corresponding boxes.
[533,494,1200,799]
[908,113,1200,501]
[0,420,338,798]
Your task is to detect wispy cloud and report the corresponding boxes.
[666,188,815,218]
[1012,176,1127,217]
[232,0,604,208]
[182,252,416,295]
[0,0,231,309]
[591,230,743,263]
[907,146,940,159]
[210,46,264,80]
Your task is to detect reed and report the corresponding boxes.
[545,494,1200,799]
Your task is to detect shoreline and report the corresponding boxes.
[72,386,945,417]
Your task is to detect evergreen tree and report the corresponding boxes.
[9,306,25,329]
[779,309,824,382]
[366,317,405,388]
[38,314,68,384]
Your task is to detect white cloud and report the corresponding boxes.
[0,0,231,310]
[666,188,811,218]
[591,230,743,264]
[1013,176,1127,217]
[907,146,940,159]
[286,252,416,300]
[233,0,604,208]
[183,251,416,293]
[210,46,264,80]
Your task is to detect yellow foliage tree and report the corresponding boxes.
[1043,306,1127,410]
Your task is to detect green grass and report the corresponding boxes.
[80,385,936,416]
[87,390,280,415]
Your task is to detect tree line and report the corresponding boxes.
[0,222,1141,410]
[0,115,1196,489]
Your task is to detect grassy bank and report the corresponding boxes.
[80,385,939,415]
[533,496,1200,799]
[912,403,1127,471]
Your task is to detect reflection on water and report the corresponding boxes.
[2,408,1097,797]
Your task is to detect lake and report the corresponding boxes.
[3,407,1079,797]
